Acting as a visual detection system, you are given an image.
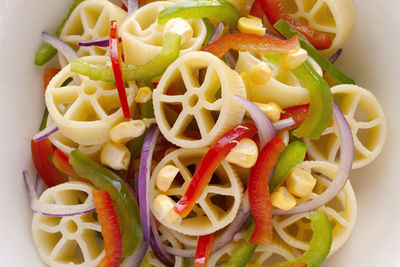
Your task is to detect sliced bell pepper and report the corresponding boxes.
[52,149,80,179]
[250,0,265,20]
[35,0,84,66]
[274,20,355,84]
[93,189,122,267]
[109,20,131,119]
[174,123,258,217]
[279,104,309,132]
[248,136,285,245]
[71,33,181,82]
[158,0,240,28]
[31,139,67,187]
[257,0,331,50]
[290,264,307,267]
[194,233,215,267]
[248,211,332,267]
[269,141,307,192]
[203,33,299,59]
[202,18,214,47]
[69,149,142,257]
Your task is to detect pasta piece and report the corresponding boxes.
[153,51,246,148]
[31,181,105,267]
[149,148,244,236]
[304,84,387,169]
[280,0,356,54]
[251,234,298,265]
[45,56,137,145]
[120,1,207,66]
[58,0,126,67]
[273,161,357,257]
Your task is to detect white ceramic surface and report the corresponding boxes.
[0,0,399,266]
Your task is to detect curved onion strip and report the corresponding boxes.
[127,0,139,15]
[120,240,149,267]
[208,23,224,45]
[33,123,58,142]
[273,103,354,215]
[273,117,295,132]
[149,216,174,266]
[138,125,160,242]
[78,37,121,47]
[42,32,78,62]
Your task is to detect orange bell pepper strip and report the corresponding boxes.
[44,68,60,89]
[174,123,258,217]
[248,136,285,245]
[290,263,307,267]
[203,33,299,59]
[195,233,215,267]
[93,190,122,267]
[279,104,309,132]
[52,149,80,179]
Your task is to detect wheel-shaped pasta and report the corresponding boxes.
[304,84,387,169]
[273,161,357,257]
[58,0,126,67]
[45,56,137,146]
[153,51,246,148]
[120,1,207,66]
[207,240,240,266]
[280,0,355,54]
[31,182,104,267]
[150,148,244,236]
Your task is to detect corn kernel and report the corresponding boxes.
[226,138,258,168]
[153,194,181,224]
[100,142,131,171]
[246,102,281,122]
[280,48,308,70]
[156,165,179,192]
[248,63,272,85]
[135,86,152,104]
[109,120,146,144]
[238,15,266,35]
[271,186,297,210]
[286,167,317,198]
[163,17,193,45]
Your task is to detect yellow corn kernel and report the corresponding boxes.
[226,138,258,168]
[153,194,181,224]
[135,86,152,104]
[286,167,317,198]
[238,15,266,35]
[271,186,297,210]
[163,17,193,45]
[280,48,308,70]
[248,63,272,85]
[109,120,146,144]
[156,165,179,192]
[100,142,131,171]
[245,102,282,122]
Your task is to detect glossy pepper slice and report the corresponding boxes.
[174,123,258,217]
[35,0,84,66]
[31,139,67,187]
[256,0,331,50]
[69,149,142,257]
[52,149,80,179]
[224,222,257,266]
[71,33,181,82]
[269,141,308,192]
[158,0,240,28]
[248,136,285,245]
[248,211,332,267]
[274,20,355,84]
[93,190,122,267]
[203,33,299,59]
[194,233,215,267]
[279,104,309,132]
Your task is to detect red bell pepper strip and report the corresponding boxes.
[31,139,67,187]
[279,104,309,132]
[257,0,332,50]
[291,264,307,267]
[174,123,257,217]
[44,68,60,89]
[203,33,299,59]
[194,233,215,267]
[52,149,80,179]
[93,189,122,267]
[110,20,131,119]
[248,136,285,245]
[250,0,264,19]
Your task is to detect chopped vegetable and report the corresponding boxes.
[195,233,215,267]
[279,104,309,132]
[52,149,80,180]
[44,68,60,89]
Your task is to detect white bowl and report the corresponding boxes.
[0,0,399,266]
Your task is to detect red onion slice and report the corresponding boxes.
[23,171,96,216]
[208,22,224,45]
[120,240,149,267]
[127,0,139,15]
[42,32,78,62]
[329,48,343,64]
[138,125,160,242]
[149,216,174,266]
[224,51,237,69]
[273,117,295,132]
[32,123,58,142]
[273,103,354,215]
[77,37,122,47]
[233,95,275,148]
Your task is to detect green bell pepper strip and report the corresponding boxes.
[157,0,240,28]
[39,109,49,131]
[202,18,214,47]
[69,149,142,257]
[269,141,308,192]
[248,211,332,267]
[140,81,155,118]
[273,20,355,85]
[35,0,84,66]
[71,33,181,82]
